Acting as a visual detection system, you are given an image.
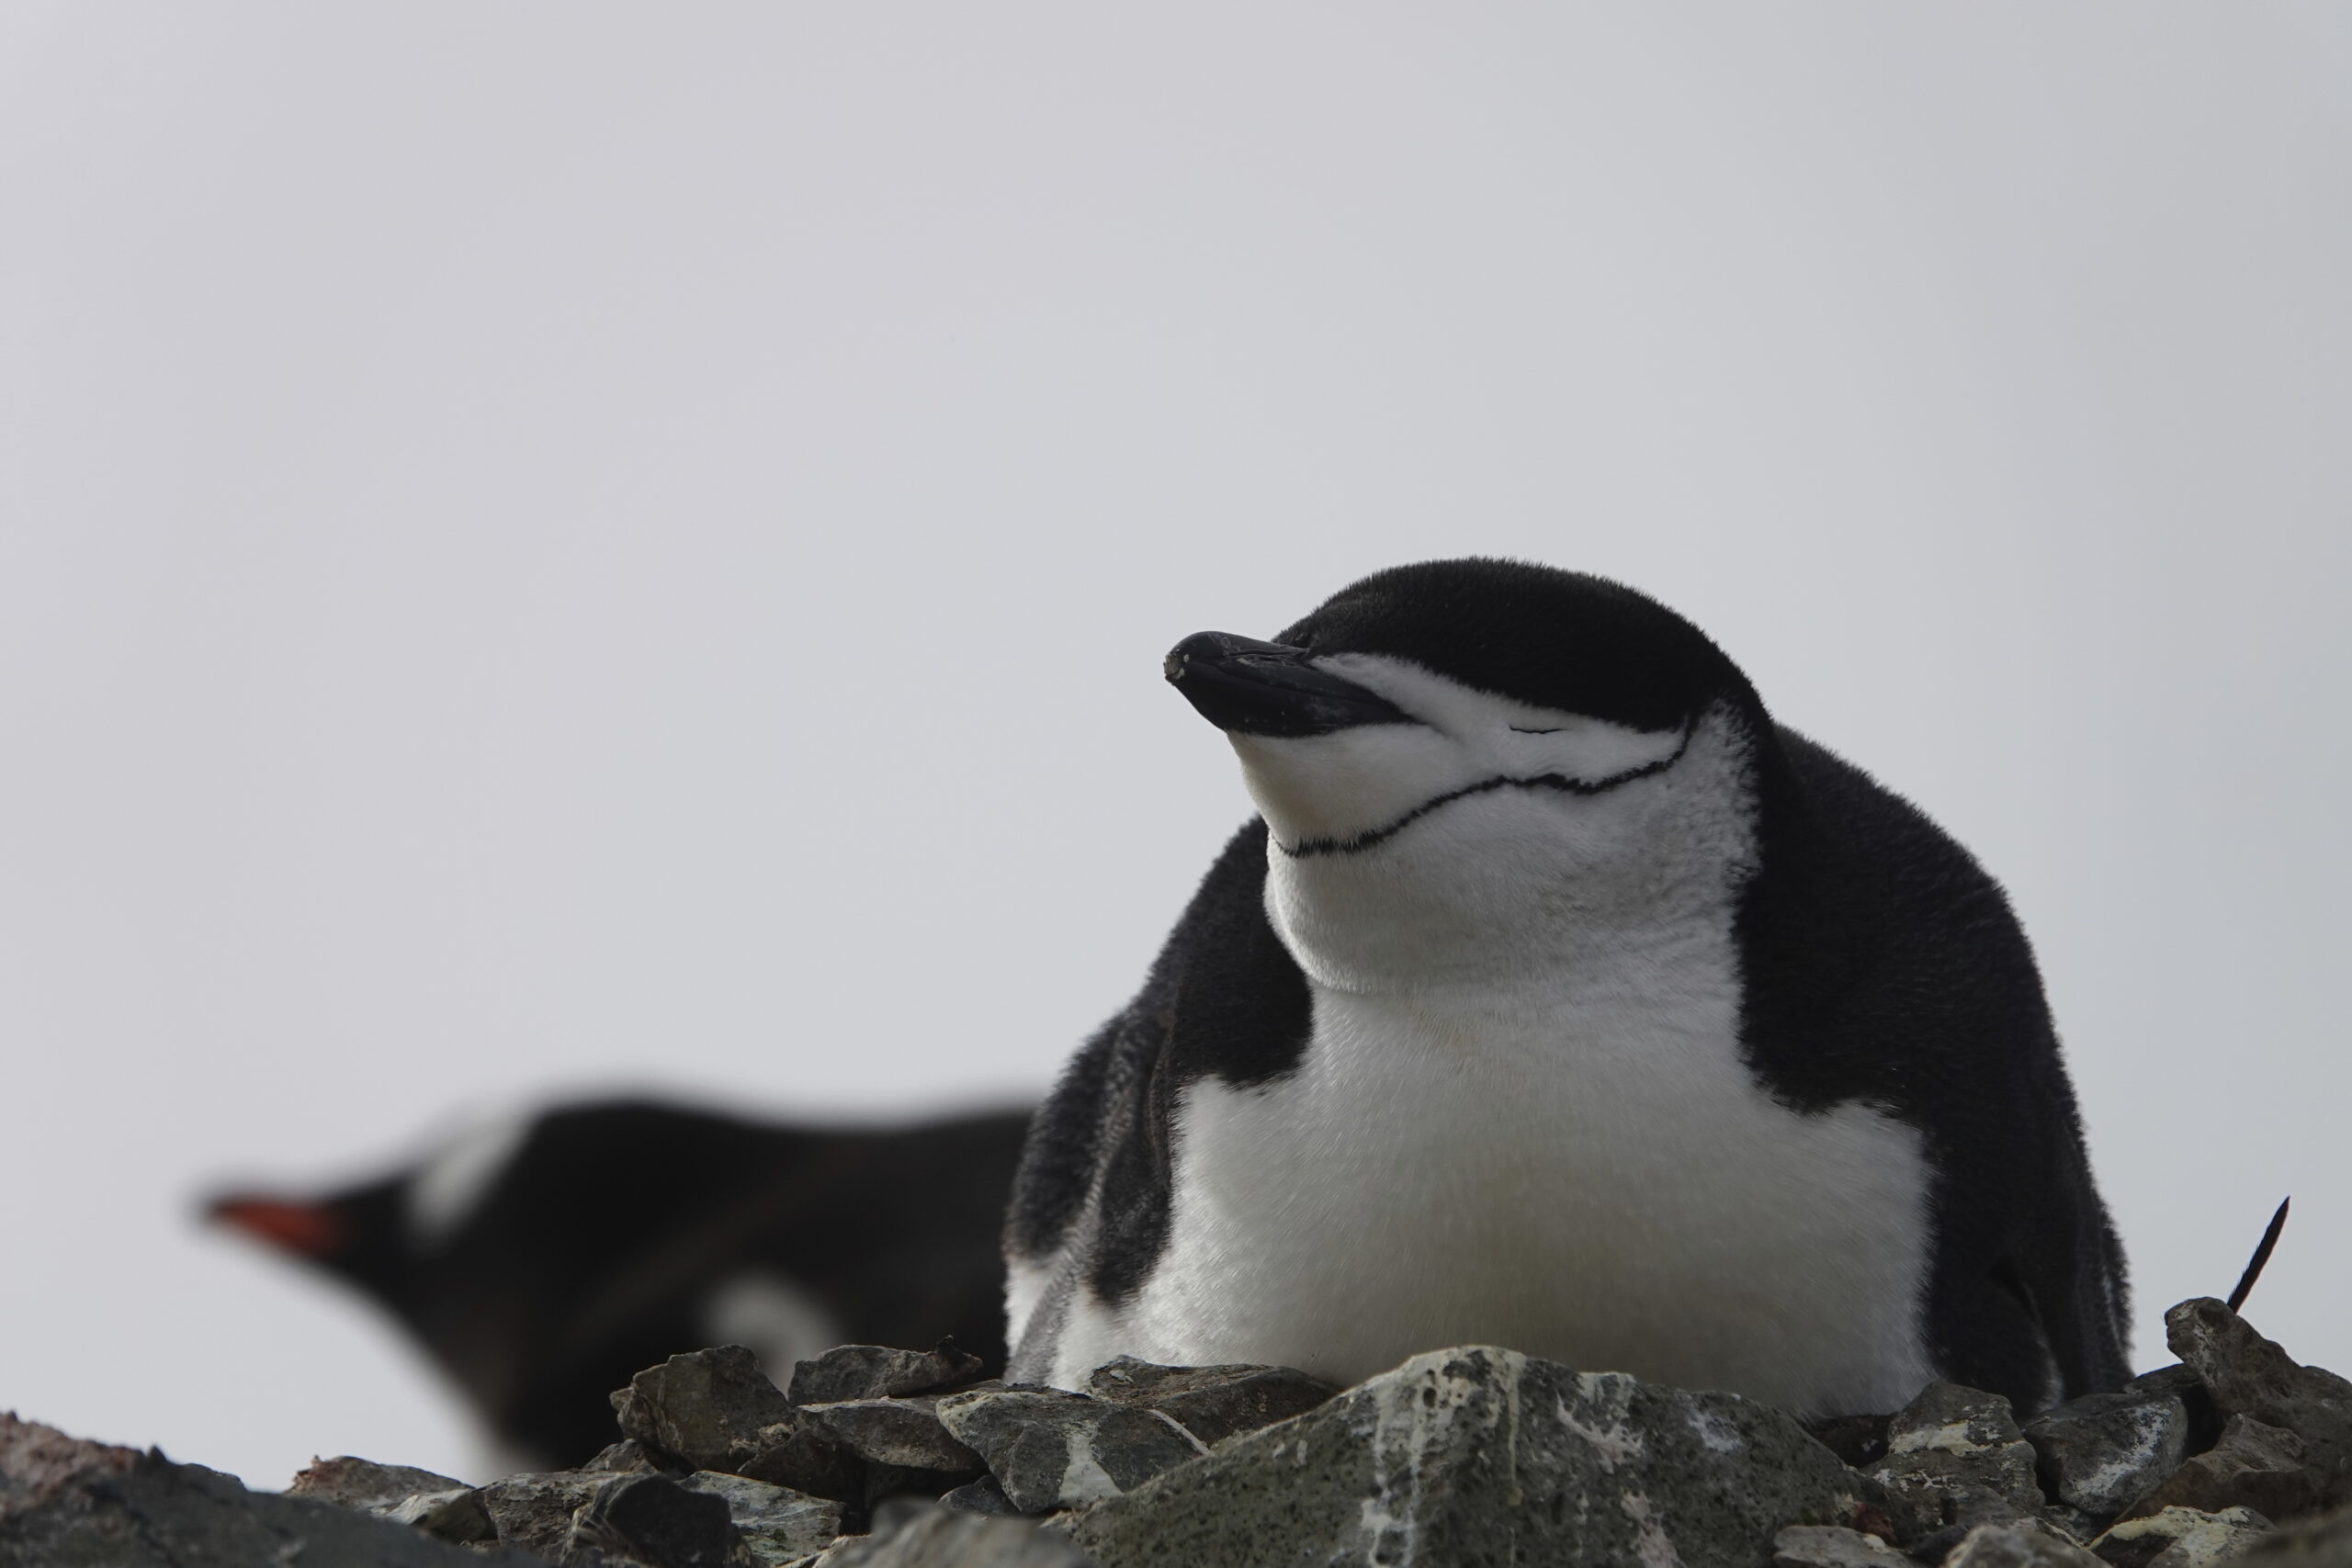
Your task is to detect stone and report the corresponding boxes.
[1060,1345,1867,1568]
[2234,1501,2352,1564]
[933,1389,1206,1515]
[566,1473,752,1567]
[0,1414,536,1568]
[2124,1367,2223,1451]
[382,1487,498,1544]
[2027,1385,2193,1517]
[790,1343,987,1407]
[2092,1505,2275,1568]
[732,1422,865,1503]
[481,1469,614,1559]
[2125,1416,2322,1523]
[1804,1415,1893,1471]
[1870,1382,2045,1545]
[615,1346,803,1473]
[2167,1300,2352,1495]
[799,1399,983,1473]
[585,1440,687,1475]
[288,1454,475,1512]
[679,1472,844,1564]
[1770,1523,1912,1566]
[818,1504,1096,1566]
[1081,1357,1338,1447]
[1945,1521,2109,1567]
[939,1476,1019,1516]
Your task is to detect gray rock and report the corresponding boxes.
[0,1414,538,1568]
[2092,1505,2274,1568]
[934,1389,1205,1515]
[734,1432,865,1504]
[2027,1386,2193,1517]
[2234,1501,2352,1564]
[565,1473,752,1567]
[1944,1521,2109,1567]
[1804,1415,1894,1471]
[1871,1382,2045,1544]
[615,1346,802,1473]
[1060,1345,1867,1568]
[679,1472,844,1564]
[2167,1300,2352,1499]
[790,1344,986,1407]
[481,1470,614,1559]
[1770,1523,1911,1566]
[288,1453,476,1512]
[383,1487,499,1544]
[585,1441,687,1476]
[2124,1416,2321,1523]
[818,1504,1096,1567]
[800,1399,983,1473]
[939,1476,1019,1516]
[1081,1357,1338,1447]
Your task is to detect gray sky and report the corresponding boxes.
[3,4,2346,1488]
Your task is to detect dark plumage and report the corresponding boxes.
[214,1100,1029,1469]
[1007,558,2129,1414]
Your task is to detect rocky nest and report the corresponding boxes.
[8,1297,2352,1567]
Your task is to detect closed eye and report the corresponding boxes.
[1510,726,1562,735]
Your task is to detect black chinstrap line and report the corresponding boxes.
[1277,726,1695,860]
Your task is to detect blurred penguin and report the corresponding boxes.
[211,1099,1029,1472]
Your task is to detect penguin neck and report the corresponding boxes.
[1260,708,1761,1001]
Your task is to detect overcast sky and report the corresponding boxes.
[3,4,2346,1488]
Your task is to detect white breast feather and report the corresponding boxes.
[1042,694,1939,1417]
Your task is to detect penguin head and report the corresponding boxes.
[1166,558,1769,987]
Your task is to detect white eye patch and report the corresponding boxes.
[1227,653,1688,853]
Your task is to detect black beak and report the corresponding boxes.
[1163,632,1413,738]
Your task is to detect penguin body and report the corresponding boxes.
[214,1100,1029,1470]
[1005,559,2129,1418]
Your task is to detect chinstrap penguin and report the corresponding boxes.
[1004,558,2129,1419]
[213,1099,1029,1470]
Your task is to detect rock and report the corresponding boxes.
[288,1454,475,1512]
[2027,1384,2193,1517]
[818,1503,1096,1566]
[481,1470,614,1559]
[1081,1357,1338,1447]
[790,1343,987,1407]
[731,1423,865,1504]
[1944,1521,2109,1567]
[566,1473,752,1567]
[1060,1345,1866,1568]
[614,1347,802,1473]
[933,1389,1206,1515]
[939,1476,1019,1516]
[585,1441,688,1476]
[1804,1415,1893,1471]
[2124,1367,2224,1452]
[1771,1523,1911,1566]
[1870,1382,2044,1545]
[2167,1300,2352,1498]
[679,1472,844,1564]
[2124,1416,2323,1522]
[284,1455,495,1545]
[0,1413,536,1568]
[2091,1505,2275,1568]
[800,1399,984,1474]
[2235,1501,2352,1564]
[383,1487,499,1544]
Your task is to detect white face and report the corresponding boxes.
[1228,653,1757,993]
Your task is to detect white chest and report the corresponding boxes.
[1053,968,1938,1419]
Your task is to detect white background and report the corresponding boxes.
[3,5,2346,1488]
